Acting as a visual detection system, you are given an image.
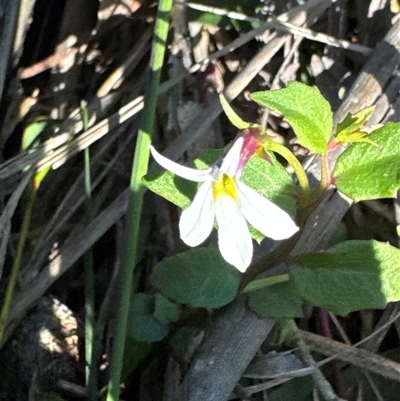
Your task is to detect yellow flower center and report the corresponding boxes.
[213,174,237,200]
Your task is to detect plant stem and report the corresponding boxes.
[313,152,330,198]
[81,101,97,400]
[105,0,173,399]
[265,141,312,199]
[219,94,250,129]
[0,186,36,342]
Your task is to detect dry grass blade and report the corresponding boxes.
[271,19,372,55]
[1,188,129,347]
[0,168,35,280]
[301,330,400,383]
[0,95,145,180]
[20,128,136,287]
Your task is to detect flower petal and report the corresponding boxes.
[179,181,215,246]
[150,145,211,182]
[220,137,244,177]
[215,194,253,272]
[237,180,299,240]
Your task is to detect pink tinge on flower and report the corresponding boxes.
[237,127,265,175]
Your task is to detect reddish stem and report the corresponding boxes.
[318,308,347,399]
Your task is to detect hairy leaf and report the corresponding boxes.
[290,240,400,316]
[151,248,240,308]
[334,123,400,201]
[251,82,333,154]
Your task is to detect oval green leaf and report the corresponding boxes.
[248,281,304,318]
[128,293,169,342]
[150,248,240,308]
[290,240,400,316]
[154,294,180,323]
[251,82,333,154]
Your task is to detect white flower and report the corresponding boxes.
[149,138,299,272]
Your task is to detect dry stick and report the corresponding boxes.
[297,335,346,401]
[301,330,400,383]
[242,377,311,397]
[176,18,400,401]
[241,354,342,397]
[270,19,372,56]
[360,303,400,353]
[327,311,387,401]
[18,48,79,79]
[0,93,142,180]
[179,297,275,401]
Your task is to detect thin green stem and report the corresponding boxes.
[81,101,97,400]
[313,152,330,198]
[0,187,36,342]
[105,0,174,399]
[219,94,250,129]
[241,273,289,293]
[265,141,312,199]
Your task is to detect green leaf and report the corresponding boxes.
[219,94,250,129]
[154,294,180,323]
[248,281,304,318]
[150,248,240,308]
[334,123,400,201]
[336,106,375,138]
[22,117,49,150]
[144,169,198,212]
[251,82,333,154]
[34,165,52,188]
[335,106,381,148]
[269,376,314,401]
[242,274,289,293]
[144,150,296,242]
[290,240,400,316]
[335,130,380,147]
[169,325,205,363]
[241,153,296,215]
[122,338,152,380]
[128,293,169,342]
